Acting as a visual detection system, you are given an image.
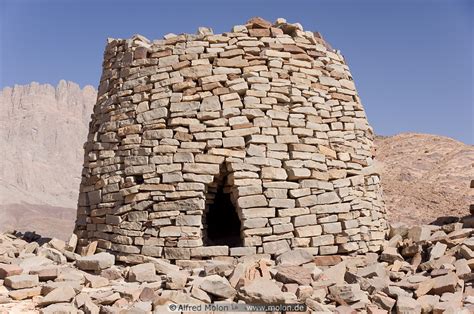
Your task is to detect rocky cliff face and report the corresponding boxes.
[375,133,474,225]
[0,81,96,237]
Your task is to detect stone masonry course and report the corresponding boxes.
[74,17,389,264]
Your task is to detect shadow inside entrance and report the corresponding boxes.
[205,187,242,247]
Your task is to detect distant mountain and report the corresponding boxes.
[375,133,473,225]
[0,81,96,238]
[0,81,472,239]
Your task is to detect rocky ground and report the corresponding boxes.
[0,219,472,313]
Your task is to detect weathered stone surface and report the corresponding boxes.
[417,295,440,313]
[128,263,157,282]
[275,265,312,285]
[4,274,39,290]
[0,263,22,279]
[276,249,313,266]
[237,195,268,208]
[429,242,447,260]
[8,286,42,301]
[199,275,236,299]
[39,286,76,306]
[84,273,109,288]
[165,271,188,290]
[380,247,403,263]
[30,266,59,281]
[145,257,180,274]
[313,255,342,266]
[263,240,290,255]
[239,278,289,304]
[76,252,115,271]
[329,284,363,304]
[430,272,458,295]
[408,226,431,242]
[41,303,80,313]
[396,296,421,314]
[191,246,229,257]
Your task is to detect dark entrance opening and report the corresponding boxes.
[205,185,242,247]
[134,175,144,184]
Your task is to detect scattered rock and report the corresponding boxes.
[40,303,79,314]
[380,247,403,263]
[329,284,364,304]
[76,252,115,271]
[39,286,76,306]
[396,296,421,314]
[0,223,472,312]
[430,272,458,295]
[313,255,342,266]
[239,278,291,304]
[4,274,39,290]
[199,275,236,299]
[127,263,157,282]
[84,273,109,288]
[429,242,447,260]
[9,286,42,301]
[275,265,312,285]
[0,263,22,279]
[408,226,431,242]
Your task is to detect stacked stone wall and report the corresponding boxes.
[75,17,388,264]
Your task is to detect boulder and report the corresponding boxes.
[240,278,291,304]
[199,275,236,299]
[37,247,67,264]
[329,284,363,304]
[417,295,439,313]
[380,247,403,263]
[84,273,109,288]
[429,242,447,260]
[39,286,76,306]
[396,296,421,314]
[430,272,458,295]
[0,263,23,279]
[30,266,59,281]
[165,271,188,290]
[76,252,115,271]
[40,303,79,314]
[4,274,39,289]
[127,263,157,282]
[8,286,42,300]
[144,256,180,275]
[274,265,312,285]
[407,226,431,242]
[372,292,396,311]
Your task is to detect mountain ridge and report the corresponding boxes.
[0,80,97,208]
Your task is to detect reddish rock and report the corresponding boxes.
[246,17,272,29]
[0,263,22,279]
[248,28,271,37]
[313,256,342,266]
[430,272,458,295]
[274,265,312,285]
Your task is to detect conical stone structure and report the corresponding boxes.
[74,17,388,264]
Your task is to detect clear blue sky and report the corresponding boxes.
[1,0,472,143]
